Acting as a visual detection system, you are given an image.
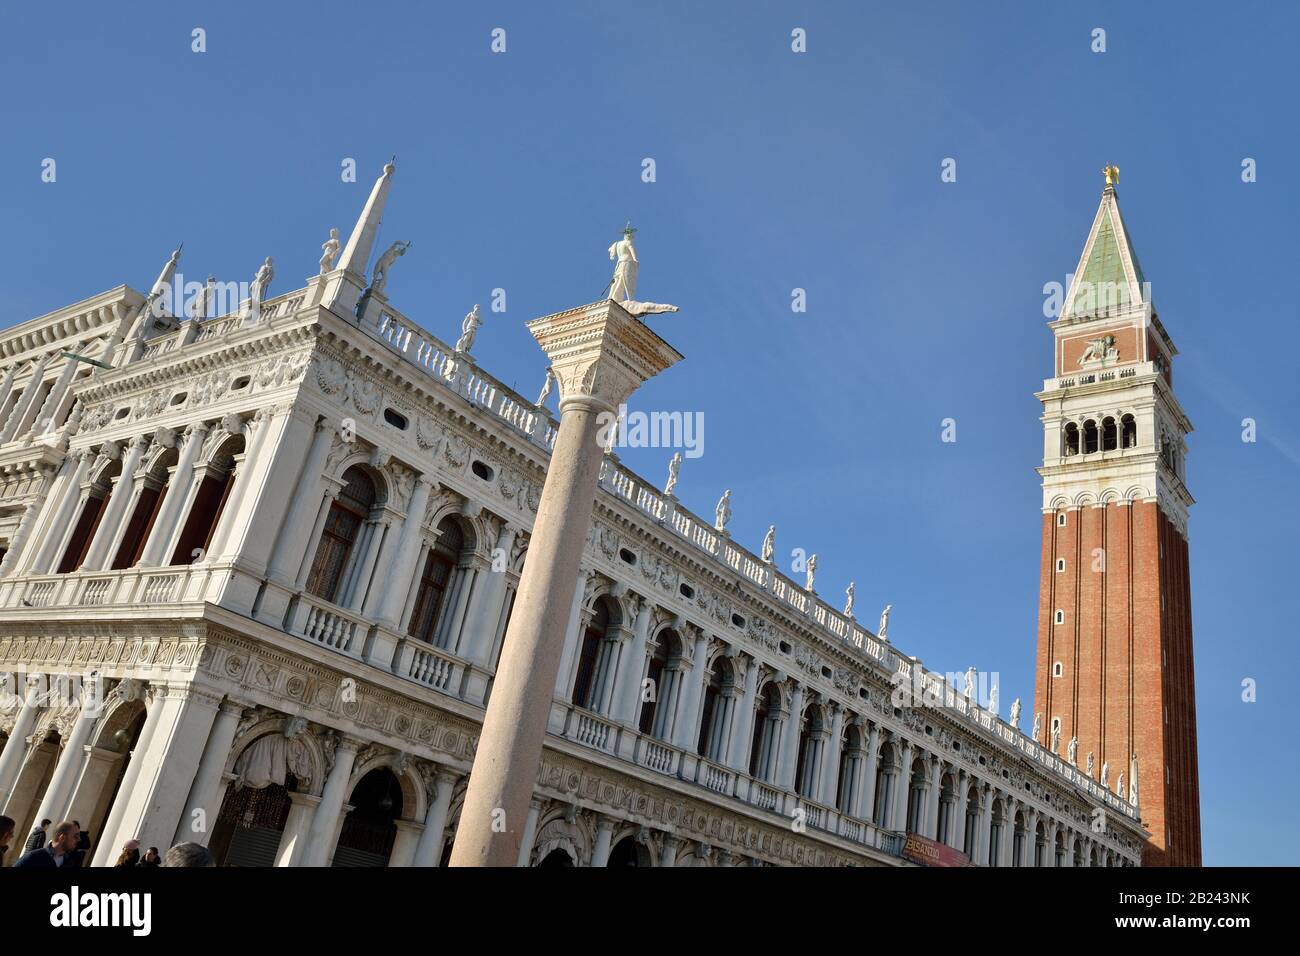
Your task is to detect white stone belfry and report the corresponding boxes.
[449,298,682,867]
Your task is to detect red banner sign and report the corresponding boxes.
[901,833,970,867]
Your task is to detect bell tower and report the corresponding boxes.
[1032,168,1201,866]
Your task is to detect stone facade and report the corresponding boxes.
[0,168,1145,867]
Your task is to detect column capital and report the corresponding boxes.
[527,299,683,416]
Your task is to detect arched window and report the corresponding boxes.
[1012,812,1026,866]
[638,629,682,740]
[1054,829,1066,867]
[57,458,120,574]
[937,772,957,844]
[748,682,782,781]
[305,466,375,603]
[1083,419,1099,454]
[572,599,611,710]
[1063,422,1079,456]
[407,518,464,644]
[1121,414,1137,448]
[170,435,244,565]
[696,656,733,760]
[1034,821,1047,866]
[794,705,824,799]
[1102,416,1118,451]
[111,447,178,570]
[989,799,1005,865]
[333,768,401,867]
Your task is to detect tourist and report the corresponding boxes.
[13,820,80,868]
[22,818,51,853]
[162,842,215,867]
[139,846,162,867]
[114,839,141,867]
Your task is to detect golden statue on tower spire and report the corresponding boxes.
[1103,164,1120,188]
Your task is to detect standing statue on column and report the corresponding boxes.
[319,227,341,274]
[1100,761,1110,790]
[247,256,274,323]
[1031,712,1042,744]
[844,581,855,617]
[1086,751,1095,777]
[535,367,555,408]
[607,221,639,302]
[805,553,817,592]
[1129,754,1139,805]
[878,604,892,641]
[455,304,482,354]
[369,239,411,295]
[761,525,776,564]
[1067,736,1078,765]
[714,489,731,532]
[663,452,682,496]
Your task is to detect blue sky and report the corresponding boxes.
[2,1,1296,865]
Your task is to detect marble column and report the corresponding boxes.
[892,741,913,832]
[775,681,805,792]
[925,755,943,839]
[302,736,361,867]
[99,684,221,857]
[389,820,423,867]
[263,416,336,584]
[858,725,880,822]
[30,709,97,826]
[31,354,78,436]
[613,598,652,724]
[174,699,244,846]
[659,835,679,868]
[819,705,845,807]
[451,299,680,867]
[80,435,149,570]
[374,477,435,627]
[670,630,710,751]
[91,688,167,867]
[412,769,457,867]
[0,352,52,442]
[725,656,759,772]
[0,692,41,807]
[515,800,542,867]
[21,449,93,575]
[274,792,321,867]
[590,815,615,867]
[137,423,209,566]
[0,499,42,576]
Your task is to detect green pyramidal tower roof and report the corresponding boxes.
[1063,184,1148,320]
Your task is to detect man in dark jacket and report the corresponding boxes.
[14,821,80,868]
[23,819,51,853]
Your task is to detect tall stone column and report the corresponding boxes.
[819,704,845,807]
[138,423,209,566]
[670,629,710,751]
[91,686,167,867]
[80,435,149,570]
[30,709,97,826]
[274,792,321,867]
[0,352,52,442]
[0,499,42,576]
[859,724,880,823]
[726,655,760,772]
[302,736,361,867]
[608,595,650,723]
[892,740,914,832]
[20,450,90,575]
[590,815,615,867]
[774,681,805,792]
[925,755,943,839]
[31,355,78,436]
[413,769,457,867]
[263,416,335,584]
[0,690,42,806]
[450,299,681,867]
[374,477,435,628]
[174,699,244,846]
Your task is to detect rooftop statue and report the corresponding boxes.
[714,489,732,532]
[844,581,855,617]
[878,603,892,641]
[455,304,482,355]
[761,525,776,564]
[535,367,555,408]
[320,228,341,274]
[1009,697,1021,729]
[663,452,682,496]
[369,239,411,296]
